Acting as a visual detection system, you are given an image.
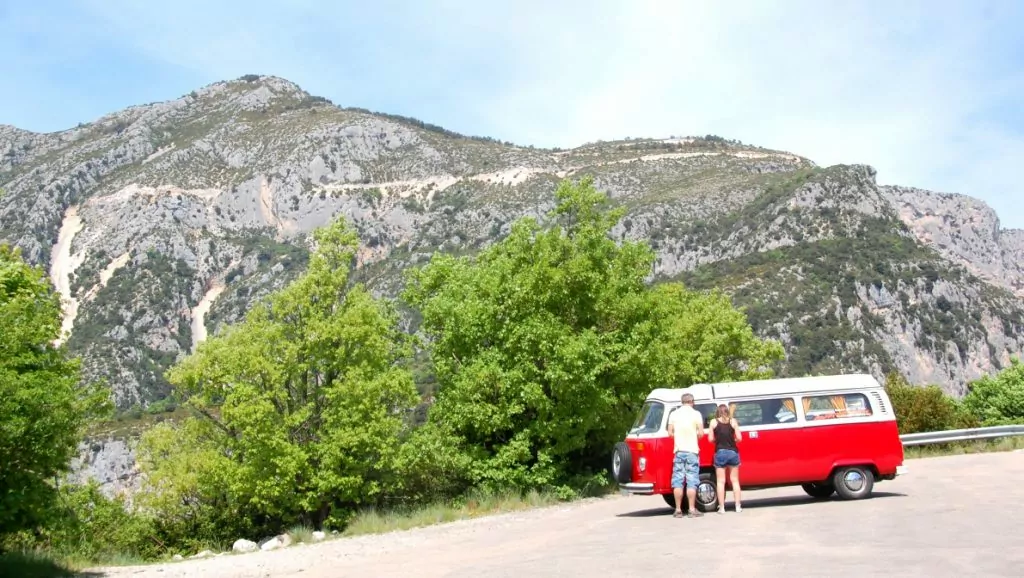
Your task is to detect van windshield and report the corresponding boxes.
[630,401,665,434]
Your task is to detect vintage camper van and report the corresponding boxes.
[611,374,906,511]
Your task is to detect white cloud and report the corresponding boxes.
[68,0,1024,227]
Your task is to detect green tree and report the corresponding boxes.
[883,371,976,434]
[139,218,419,538]
[636,283,784,387]
[962,358,1024,426]
[403,178,782,492]
[0,244,104,541]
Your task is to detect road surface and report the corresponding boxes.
[89,451,1024,577]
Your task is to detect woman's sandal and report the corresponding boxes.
[673,510,684,518]
[687,511,703,518]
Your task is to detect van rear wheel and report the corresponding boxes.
[802,482,836,499]
[832,466,874,500]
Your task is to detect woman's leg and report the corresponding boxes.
[729,463,742,511]
[715,466,726,513]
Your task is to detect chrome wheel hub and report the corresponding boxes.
[612,453,621,476]
[843,470,865,492]
[697,481,717,505]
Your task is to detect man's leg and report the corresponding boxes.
[685,453,701,517]
[670,453,684,516]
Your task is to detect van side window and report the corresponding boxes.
[728,397,798,426]
[667,403,718,428]
[695,403,717,427]
[803,393,873,420]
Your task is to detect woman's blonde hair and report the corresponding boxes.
[715,404,731,421]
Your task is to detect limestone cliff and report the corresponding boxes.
[2,75,1022,408]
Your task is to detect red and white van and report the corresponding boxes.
[611,374,906,511]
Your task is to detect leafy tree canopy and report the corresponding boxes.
[0,244,104,539]
[141,218,419,536]
[403,178,783,492]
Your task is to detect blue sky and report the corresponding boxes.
[3,0,1023,228]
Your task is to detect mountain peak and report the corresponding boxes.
[220,74,308,96]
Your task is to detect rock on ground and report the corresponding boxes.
[232,539,259,553]
[260,534,292,552]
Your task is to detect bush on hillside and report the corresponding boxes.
[1,482,159,563]
[962,358,1024,426]
[883,371,977,434]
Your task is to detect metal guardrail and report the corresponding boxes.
[900,425,1024,447]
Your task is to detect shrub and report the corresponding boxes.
[884,372,976,434]
[962,358,1024,426]
[1,482,159,563]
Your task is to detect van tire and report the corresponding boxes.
[611,442,632,484]
[832,466,874,500]
[802,482,836,499]
[661,480,718,512]
[695,472,719,513]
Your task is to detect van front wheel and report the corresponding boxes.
[660,476,718,512]
[695,473,719,513]
[832,466,874,500]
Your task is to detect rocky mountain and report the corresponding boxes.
[2,74,1023,409]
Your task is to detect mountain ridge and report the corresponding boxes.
[2,74,1022,407]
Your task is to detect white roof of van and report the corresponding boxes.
[646,374,881,403]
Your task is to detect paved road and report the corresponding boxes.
[92,451,1024,578]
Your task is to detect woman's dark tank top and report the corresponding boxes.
[714,420,737,452]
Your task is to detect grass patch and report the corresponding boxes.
[0,551,85,578]
[903,435,1024,459]
[342,488,588,538]
[287,524,316,544]
[1,550,151,575]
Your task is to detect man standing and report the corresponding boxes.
[666,392,706,518]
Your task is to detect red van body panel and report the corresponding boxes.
[626,420,904,492]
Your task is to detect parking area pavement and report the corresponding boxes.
[93,451,1024,578]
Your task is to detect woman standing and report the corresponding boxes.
[707,404,742,513]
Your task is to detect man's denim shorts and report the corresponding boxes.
[671,451,699,489]
[713,449,740,468]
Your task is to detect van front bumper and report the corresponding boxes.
[619,482,655,495]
